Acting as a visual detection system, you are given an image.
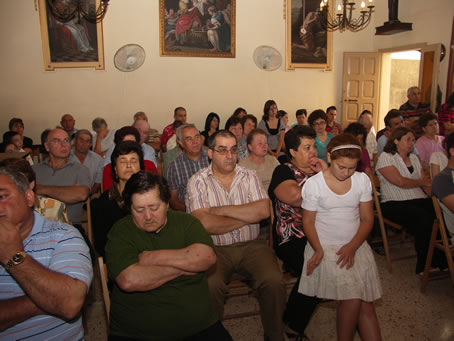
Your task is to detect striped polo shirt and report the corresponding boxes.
[185,164,268,246]
[0,212,93,340]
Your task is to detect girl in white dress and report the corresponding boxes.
[299,134,382,341]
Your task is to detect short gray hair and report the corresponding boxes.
[407,86,420,95]
[75,129,93,142]
[0,167,30,194]
[176,124,197,141]
[92,117,107,131]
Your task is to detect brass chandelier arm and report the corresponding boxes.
[319,0,374,32]
[46,0,109,24]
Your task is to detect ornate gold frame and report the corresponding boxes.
[38,0,105,71]
[159,0,235,58]
[285,0,332,70]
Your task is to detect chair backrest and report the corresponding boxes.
[86,198,93,245]
[97,257,110,324]
[431,196,452,243]
[268,199,274,248]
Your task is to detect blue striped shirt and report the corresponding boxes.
[0,212,93,340]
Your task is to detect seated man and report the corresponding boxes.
[0,167,92,339]
[71,129,103,195]
[32,128,90,226]
[186,130,286,341]
[105,171,231,340]
[399,86,431,137]
[377,109,404,155]
[432,132,454,238]
[166,124,210,211]
[161,106,188,152]
[60,113,77,139]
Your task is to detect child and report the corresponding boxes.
[299,134,382,341]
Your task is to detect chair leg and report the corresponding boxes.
[420,220,438,292]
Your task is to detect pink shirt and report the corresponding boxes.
[415,135,445,164]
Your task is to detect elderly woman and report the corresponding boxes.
[415,113,445,170]
[91,141,145,256]
[308,109,333,163]
[239,128,280,191]
[376,127,446,273]
[92,117,116,157]
[268,125,327,339]
[225,116,248,160]
[258,100,285,161]
[242,114,258,138]
[105,171,231,341]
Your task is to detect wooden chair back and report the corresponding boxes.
[369,174,405,273]
[97,257,110,324]
[420,197,454,291]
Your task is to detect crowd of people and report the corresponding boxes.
[1,86,453,340]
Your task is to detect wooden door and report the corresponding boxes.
[419,44,441,113]
[342,52,381,128]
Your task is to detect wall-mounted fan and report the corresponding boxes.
[253,45,282,71]
[114,44,146,72]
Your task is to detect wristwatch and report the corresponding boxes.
[5,252,27,271]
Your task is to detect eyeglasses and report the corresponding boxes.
[313,121,326,126]
[211,146,239,155]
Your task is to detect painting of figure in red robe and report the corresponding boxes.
[160,0,235,58]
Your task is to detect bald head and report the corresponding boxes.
[60,114,75,133]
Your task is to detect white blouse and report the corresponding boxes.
[376,152,427,202]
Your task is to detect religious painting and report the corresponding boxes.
[159,0,235,58]
[286,0,332,70]
[38,0,105,71]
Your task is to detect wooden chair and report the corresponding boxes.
[369,174,408,273]
[85,198,94,246]
[30,144,41,163]
[98,257,110,324]
[420,197,454,292]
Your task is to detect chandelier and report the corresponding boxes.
[319,0,375,32]
[46,0,110,24]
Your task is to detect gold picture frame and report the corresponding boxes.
[38,0,105,71]
[286,0,332,70]
[159,0,235,58]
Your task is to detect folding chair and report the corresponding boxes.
[420,197,454,292]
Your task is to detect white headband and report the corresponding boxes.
[330,144,362,153]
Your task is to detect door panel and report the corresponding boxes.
[419,44,441,113]
[342,52,381,128]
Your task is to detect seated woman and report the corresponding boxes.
[376,127,446,274]
[200,112,220,147]
[91,141,145,256]
[415,113,445,171]
[258,100,286,162]
[308,109,333,163]
[105,171,231,341]
[9,118,33,153]
[92,117,116,157]
[344,122,373,177]
[268,125,327,339]
[102,126,157,191]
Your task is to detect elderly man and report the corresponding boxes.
[133,111,148,122]
[71,129,103,195]
[105,171,231,340]
[0,167,92,339]
[399,86,431,137]
[239,128,280,191]
[166,124,210,211]
[358,110,378,166]
[60,114,77,138]
[161,107,188,152]
[186,130,286,341]
[32,128,90,226]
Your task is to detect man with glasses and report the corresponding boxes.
[166,124,209,211]
[32,128,90,226]
[186,130,286,341]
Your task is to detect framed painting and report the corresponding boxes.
[38,0,105,71]
[286,0,332,70]
[159,0,235,58]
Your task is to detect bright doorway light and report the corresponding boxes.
[391,51,421,60]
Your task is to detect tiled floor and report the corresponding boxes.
[84,242,454,341]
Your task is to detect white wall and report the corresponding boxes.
[0,0,451,143]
